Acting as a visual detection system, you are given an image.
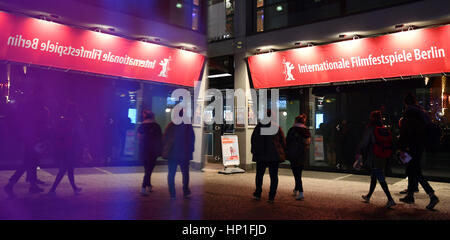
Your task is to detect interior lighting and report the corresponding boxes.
[208,73,232,78]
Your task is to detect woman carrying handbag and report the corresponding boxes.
[355,110,396,209]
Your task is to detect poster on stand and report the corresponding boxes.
[314,135,325,161]
[221,135,240,166]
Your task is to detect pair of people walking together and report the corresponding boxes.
[251,113,311,203]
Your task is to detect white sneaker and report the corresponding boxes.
[141,187,149,196]
[296,192,304,200]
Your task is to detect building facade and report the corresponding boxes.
[207,0,450,181]
[0,0,208,170]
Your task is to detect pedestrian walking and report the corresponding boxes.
[162,112,195,200]
[137,110,162,195]
[356,110,396,209]
[3,94,48,197]
[48,102,82,195]
[398,117,419,195]
[398,93,439,210]
[286,114,311,200]
[251,111,286,203]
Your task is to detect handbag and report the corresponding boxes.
[353,155,363,171]
[274,130,286,162]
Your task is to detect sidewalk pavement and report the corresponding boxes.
[0,165,449,220]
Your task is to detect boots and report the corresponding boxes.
[399,193,415,204]
[426,193,439,210]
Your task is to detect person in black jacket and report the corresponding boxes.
[286,114,311,200]
[48,101,83,195]
[251,112,286,203]
[163,112,195,200]
[3,95,48,196]
[398,93,439,210]
[138,110,162,195]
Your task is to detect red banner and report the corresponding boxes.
[0,11,204,87]
[248,25,450,89]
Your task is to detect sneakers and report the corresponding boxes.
[399,196,415,204]
[426,195,439,210]
[253,193,261,201]
[267,199,274,204]
[146,186,153,193]
[296,192,304,200]
[292,190,298,197]
[73,187,82,195]
[141,187,149,196]
[385,200,396,209]
[361,195,370,203]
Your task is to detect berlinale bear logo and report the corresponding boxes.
[158,56,171,78]
[283,58,295,81]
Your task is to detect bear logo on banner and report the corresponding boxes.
[158,56,171,78]
[283,58,295,81]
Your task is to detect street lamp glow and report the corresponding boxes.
[176,3,183,8]
[276,5,283,12]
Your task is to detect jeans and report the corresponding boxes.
[254,161,279,200]
[167,158,190,197]
[291,166,303,192]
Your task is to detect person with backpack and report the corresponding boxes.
[286,114,311,200]
[398,93,439,210]
[356,110,396,209]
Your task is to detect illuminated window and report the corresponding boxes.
[192,8,199,30]
[257,0,264,8]
[256,9,264,32]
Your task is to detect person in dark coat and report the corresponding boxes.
[48,101,83,195]
[356,111,396,209]
[162,113,195,199]
[3,96,48,196]
[138,110,162,195]
[286,114,311,200]
[251,114,286,203]
[398,93,439,210]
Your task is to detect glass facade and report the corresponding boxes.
[249,0,422,33]
[75,0,207,33]
[277,77,450,180]
[0,62,193,169]
[208,0,235,41]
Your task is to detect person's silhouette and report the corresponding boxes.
[48,101,82,195]
[162,111,195,199]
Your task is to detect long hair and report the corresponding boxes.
[369,110,383,127]
[295,114,307,124]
